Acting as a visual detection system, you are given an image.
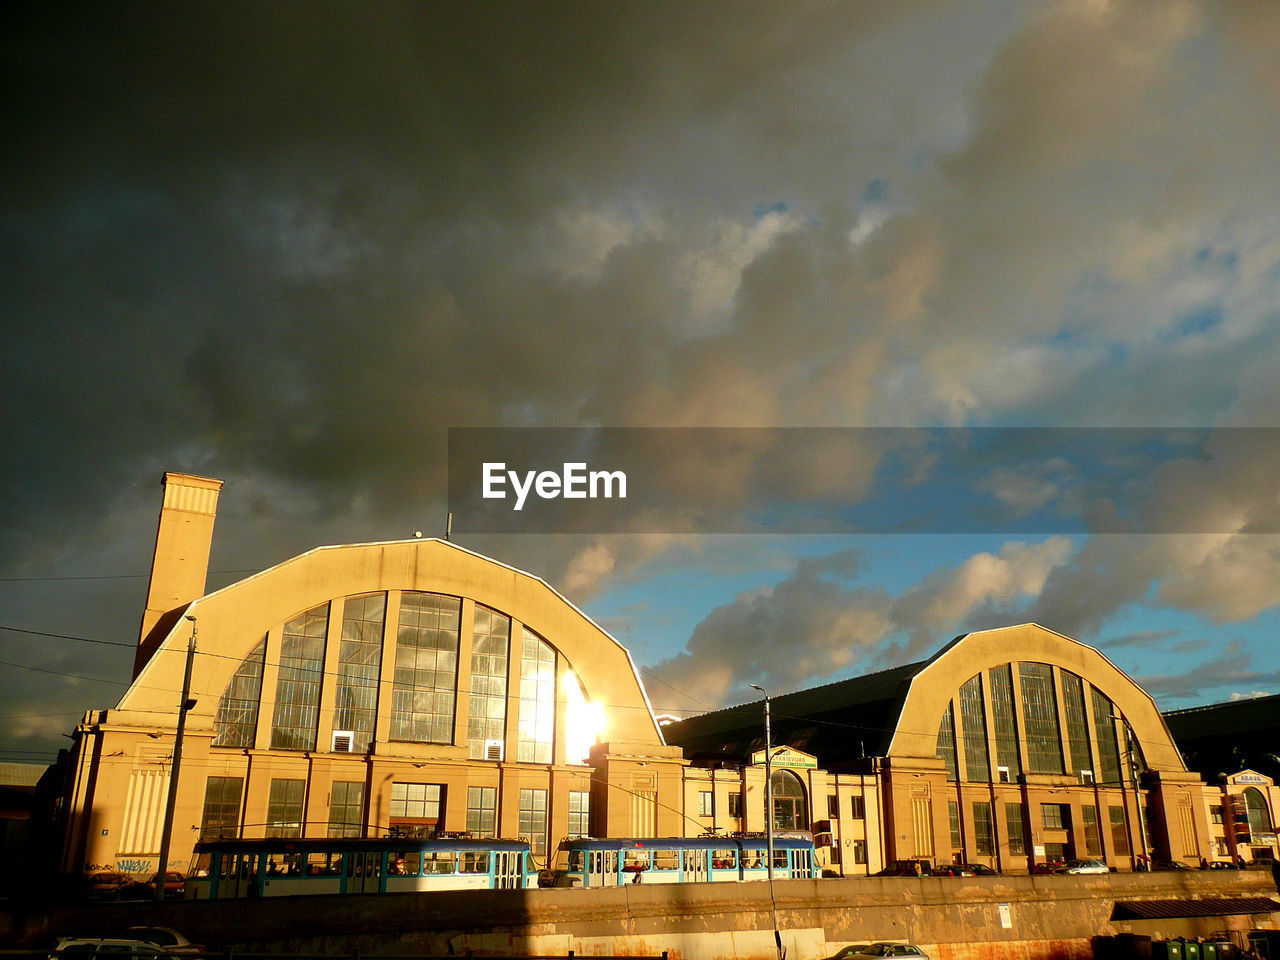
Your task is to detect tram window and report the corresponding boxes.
[423,851,456,874]
[772,849,789,869]
[401,851,421,875]
[652,849,678,871]
[459,851,490,874]
[741,850,763,868]
[712,849,737,869]
[189,853,212,878]
[307,853,331,875]
[623,850,649,872]
[564,850,585,871]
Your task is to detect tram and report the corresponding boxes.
[544,834,816,887]
[185,836,533,898]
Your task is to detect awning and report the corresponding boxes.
[1111,898,1280,920]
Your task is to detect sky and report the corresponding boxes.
[3,0,1280,765]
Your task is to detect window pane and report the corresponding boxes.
[467,607,510,759]
[1019,663,1064,775]
[333,595,384,753]
[517,628,555,764]
[200,776,243,839]
[270,605,329,750]
[266,778,306,837]
[960,674,990,782]
[213,641,266,748]
[391,592,461,743]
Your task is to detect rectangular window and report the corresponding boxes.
[1091,688,1123,785]
[391,592,460,744]
[853,840,867,864]
[328,781,365,838]
[699,791,714,817]
[519,788,548,857]
[517,628,556,763]
[1005,802,1026,856]
[948,799,962,849]
[1061,671,1093,779]
[960,674,991,782]
[851,795,866,819]
[728,791,743,818]
[334,594,385,754]
[466,785,497,837]
[1041,802,1069,831]
[1110,806,1131,856]
[1082,804,1102,857]
[266,778,306,837]
[270,605,328,750]
[936,703,959,781]
[1211,805,1224,825]
[199,776,243,839]
[829,843,842,865]
[973,801,995,856]
[827,794,840,818]
[568,790,590,837]
[390,782,442,837]
[467,606,510,759]
[988,664,1022,777]
[1019,663,1065,775]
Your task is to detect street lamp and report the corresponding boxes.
[1114,715,1149,870]
[749,684,775,884]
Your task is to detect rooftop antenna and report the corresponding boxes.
[445,512,452,541]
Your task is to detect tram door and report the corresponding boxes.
[588,850,617,886]
[493,850,523,889]
[346,851,383,894]
[226,853,257,898]
[683,848,708,883]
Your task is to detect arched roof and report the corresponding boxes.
[118,538,663,744]
[887,623,1186,771]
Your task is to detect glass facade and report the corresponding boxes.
[266,778,306,837]
[1019,662,1064,775]
[1091,688,1123,784]
[466,785,497,837]
[1061,671,1092,778]
[988,664,1022,777]
[468,606,510,759]
[199,776,243,839]
[328,781,365,837]
[213,641,265,748]
[334,594,385,753]
[518,788,549,856]
[517,628,555,763]
[960,673,990,782]
[936,703,958,781]
[270,604,329,750]
[391,592,460,743]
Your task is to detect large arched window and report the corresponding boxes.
[1244,788,1274,837]
[270,603,329,750]
[770,769,809,831]
[213,639,266,747]
[390,592,461,743]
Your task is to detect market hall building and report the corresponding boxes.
[47,473,1278,879]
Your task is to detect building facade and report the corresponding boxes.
[48,473,1277,879]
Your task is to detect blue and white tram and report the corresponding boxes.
[545,834,815,888]
[186,837,534,898]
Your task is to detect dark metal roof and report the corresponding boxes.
[662,658,930,765]
[1110,898,1280,920]
[1162,693,1280,779]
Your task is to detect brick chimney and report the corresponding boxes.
[134,472,223,677]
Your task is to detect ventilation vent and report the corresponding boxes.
[1080,769,1095,785]
[332,730,355,753]
[997,766,1011,784]
[484,739,505,762]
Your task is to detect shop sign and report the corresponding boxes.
[1229,771,1270,785]
[751,746,818,769]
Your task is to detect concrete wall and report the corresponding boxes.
[8,869,1278,959]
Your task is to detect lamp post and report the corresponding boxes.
[1115,715,1149,870]
[749,683,775,884]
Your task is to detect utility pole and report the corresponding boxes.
[750,683,784,960]
[155,616,197,900]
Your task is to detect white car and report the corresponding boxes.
[1064,859,1109,875]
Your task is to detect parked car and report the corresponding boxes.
[82,873,135,901]
[51,939,178,960]
[1064,859,1109,875]
[1150,859,1192,871]
[828,944,874,960]
[935,862,1001,877]
[1031,860,1067,875]
[873,859,933,877]
[126,928,203,956]
[837,943,930,959]
[147,872,186,899]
